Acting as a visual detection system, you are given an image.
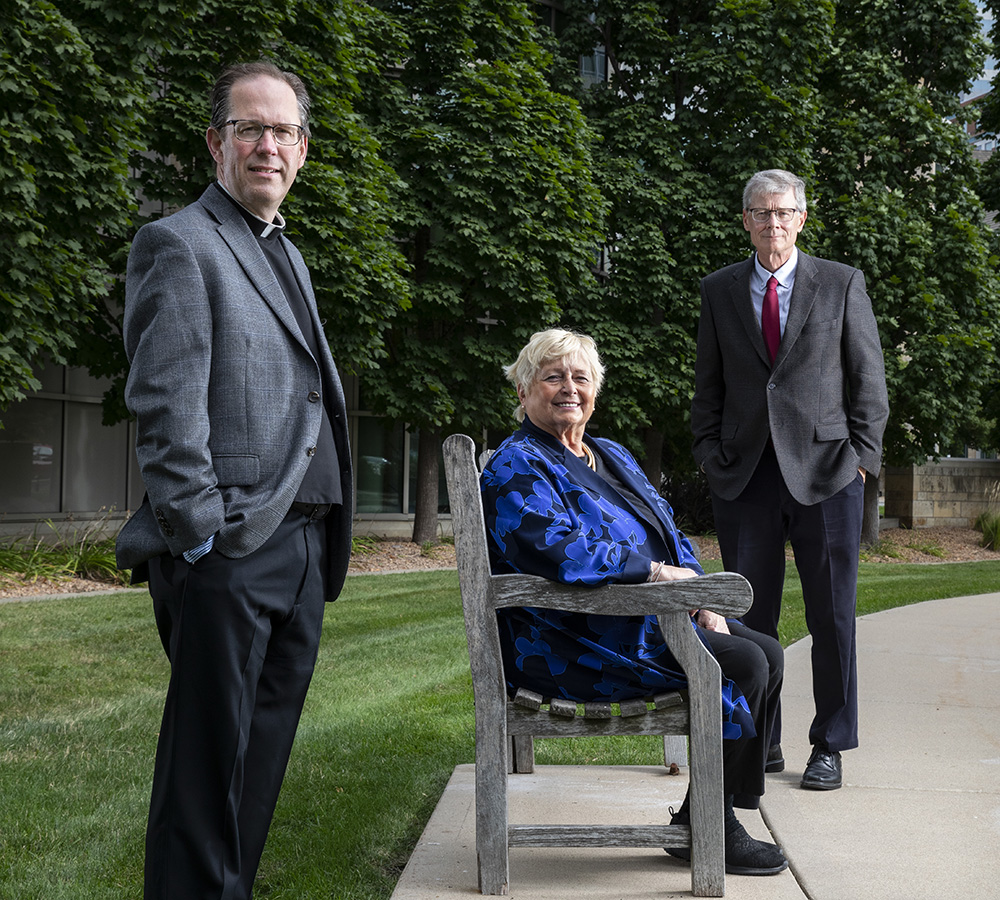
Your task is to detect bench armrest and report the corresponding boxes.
[491,571,752,619]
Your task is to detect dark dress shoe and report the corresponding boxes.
[801,745,842,790]
[765,743,784,773]
[665,805,789,876]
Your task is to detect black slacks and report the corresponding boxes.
[712,443,864,753]
[701,621,783,808]
[144,510,329,900]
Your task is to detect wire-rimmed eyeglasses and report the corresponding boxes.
[223,119,305,146]
[747,208,799,223]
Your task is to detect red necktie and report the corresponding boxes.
[762,275,780,365]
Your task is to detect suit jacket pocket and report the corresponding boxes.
[814,422,850,442]
[212,454,260,486]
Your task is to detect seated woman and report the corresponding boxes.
[481,328,787,876]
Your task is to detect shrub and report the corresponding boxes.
[974,482,1000,551]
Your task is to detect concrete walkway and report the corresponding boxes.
[391,593,1000,899]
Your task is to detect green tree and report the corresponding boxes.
[0,0,138,411]
[808,0,999,539]
[546,0,998,525]
[547,0,834,486]
[358,0,606,541]
[811,0,998,463]
[970,0,1000,456]
[3,0,409,423]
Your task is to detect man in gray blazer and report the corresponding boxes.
[692,169,888,792]
[116,61,353,899]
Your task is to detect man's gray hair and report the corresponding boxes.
[743,169,807,211]
[209,61,311,136]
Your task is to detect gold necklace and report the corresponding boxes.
[582,443,597,471]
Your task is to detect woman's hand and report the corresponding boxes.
[649,562,700,582]
[694,608,731,634]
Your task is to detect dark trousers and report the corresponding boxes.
[702,621,783,808]
[712,443,863,753]
[144,510,329,900]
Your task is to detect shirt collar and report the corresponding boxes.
[753,245,798,288]
[213,181,286,238]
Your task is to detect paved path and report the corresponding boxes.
[392,593,1000,899]
[762,593,1000,900]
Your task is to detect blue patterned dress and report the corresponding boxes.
[481,418,755,740]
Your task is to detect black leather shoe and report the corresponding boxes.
[765,743,784,773]
[665,805,788,875]
[801,745,842,790]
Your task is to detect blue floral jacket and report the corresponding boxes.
[483,420,703,584]
[481,419,754,738]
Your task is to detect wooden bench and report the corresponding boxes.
[443,433,754,897]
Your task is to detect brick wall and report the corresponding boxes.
[884,459,1000,528]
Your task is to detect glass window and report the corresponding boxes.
[356,417,406,514]
[65,366,111,398]
[0,399,63,513]
[63,403,128,512]
[33,358,65,394]
[581,47,607,89]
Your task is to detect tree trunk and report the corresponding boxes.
[411,426,441,544]
[860,466,881,549]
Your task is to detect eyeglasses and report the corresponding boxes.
[223,119,305,146]
[748,207,800,223]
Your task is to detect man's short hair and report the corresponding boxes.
[208,61,311,136]
[743,169,807,211]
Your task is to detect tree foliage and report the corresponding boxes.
[0,0,138,410]
[2,0,409,422]
[359,0,605,433]
[546,0,998,482]
[3,0,999,533]
[356,0,607,539]
[547,0,834,481]
[970,0,1000,454]
[809,0,999,465]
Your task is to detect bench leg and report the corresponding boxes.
[663,735,688,768]
[511,736,535,773]
[477,726,510,894]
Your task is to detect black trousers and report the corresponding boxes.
[713,443,864,753]
[144,510,329,900]
[702,621,783,809]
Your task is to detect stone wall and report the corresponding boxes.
[884,459,1000,528]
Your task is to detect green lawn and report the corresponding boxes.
[1,561,998,898]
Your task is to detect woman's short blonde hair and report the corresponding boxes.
[504,328,605,422]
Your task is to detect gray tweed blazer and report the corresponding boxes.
[116,185,353,600]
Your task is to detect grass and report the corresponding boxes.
[2,561,999,898]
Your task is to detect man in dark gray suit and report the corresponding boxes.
[116,61,353,899]
[692,169,888,792]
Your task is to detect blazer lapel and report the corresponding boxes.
[725,258,771,367]
[779,251,820,363]
[287,246,329,362]
[200,187,309,350]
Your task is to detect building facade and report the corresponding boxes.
[0,361,446,540]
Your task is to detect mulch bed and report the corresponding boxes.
[2,527,996,601]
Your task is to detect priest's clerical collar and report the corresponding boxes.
[213,181,286,238]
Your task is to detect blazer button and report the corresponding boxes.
[767,382,777,390]
[306,446,317,457]
[155,508,174,537]
[308,391,320,403]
